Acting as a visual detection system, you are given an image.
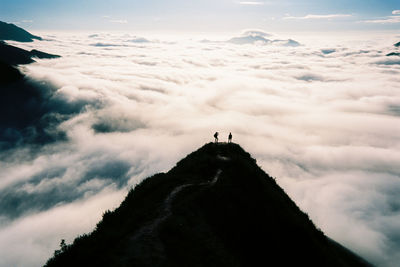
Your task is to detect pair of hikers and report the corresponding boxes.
[214,132,232,143]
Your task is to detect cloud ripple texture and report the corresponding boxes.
[0,31,400,267]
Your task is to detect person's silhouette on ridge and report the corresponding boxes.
[228,132,232,143]
[214,132,219,143]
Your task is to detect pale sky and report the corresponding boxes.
[1,0,399,31]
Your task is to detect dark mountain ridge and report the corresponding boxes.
[45,143,372,267]
[0,42,62,149]
[386,41,400,57]
[0,23,64,150]
[0,21,42,42]
[0,41,60,67]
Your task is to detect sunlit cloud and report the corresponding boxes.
[362,16,400,24]
[238,1,264,5]
[283,14,352,20]
[361,10,400,24]
[1,31,400,267]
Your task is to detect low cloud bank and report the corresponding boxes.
[0,32,400,266]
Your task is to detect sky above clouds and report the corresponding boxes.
[1,0,400,31]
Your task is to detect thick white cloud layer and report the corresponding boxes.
[1,31,400,266]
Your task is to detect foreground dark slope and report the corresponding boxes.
[45,143,371,267]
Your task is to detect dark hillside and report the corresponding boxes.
[0,21,42,42]
[0,37,61,150]
[0,42,60,66]
[45,143,372,267]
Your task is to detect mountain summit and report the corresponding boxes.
[45,143,371,267]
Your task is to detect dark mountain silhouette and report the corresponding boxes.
[0,41,60,66]
[45,143,372,267]
[0,21,42,42]
[386,42,400,57]
[0,23,58,82]
[0,60,23,83]
[386,52,400,57]
[0,62,66,150]
[0,29,63,150]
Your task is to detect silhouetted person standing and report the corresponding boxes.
[228,132,232,143]
[214,132,219,143]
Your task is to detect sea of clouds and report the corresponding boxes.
[0,30,400,266]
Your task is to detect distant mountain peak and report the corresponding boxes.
[227,31,300,46]
[0,21,42,42]
[45,143,371,267]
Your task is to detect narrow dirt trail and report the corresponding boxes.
[128,168,223,259]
